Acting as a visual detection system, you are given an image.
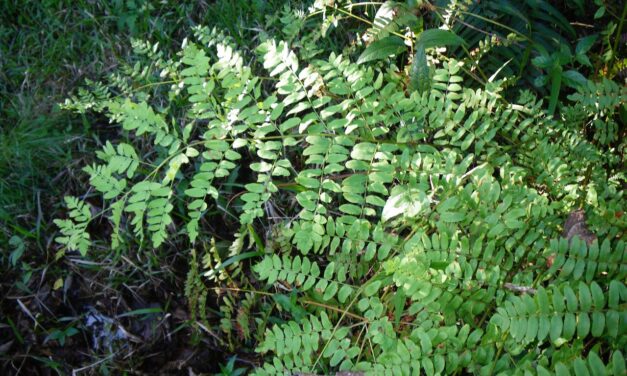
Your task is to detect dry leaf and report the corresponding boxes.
[562,209,597,245]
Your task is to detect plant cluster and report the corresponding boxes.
[20,0,627,374]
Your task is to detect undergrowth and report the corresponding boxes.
[2,0,626,374]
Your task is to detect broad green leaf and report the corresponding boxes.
[416,29,464,49]
[329,348,346,367]
[608,280,621,308]
[550,314,563,342]
[563,312,577,339]
[590,311,605,337]
[564,285,578,312]
[538,315,550,341]
[357,36,407,64]
[575,35,597,66]
[548,65,562,114]
[578,282,592,311]
[323,282,339,301]
[409,45,430,93]
[612,351,625,376]
[606,310,619,337]
[577,312,590,338]
[382,186,430,222]
[532,54,554,69]
[587,351,606,376]
[573,358,590,376]
[563,70,587,89]
[324,262,335,280]
[555,362,570,376]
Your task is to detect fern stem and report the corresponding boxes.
[301,300,368,322]
[132,79,178,92]
[611,1,627,74]
[429,8,489,83]
[353,323,369,365]
[490,331,510,375]
[312,266,384,370]
[212,286,368,321]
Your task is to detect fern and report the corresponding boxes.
[547,350,626,376]
[56,4,626,374]
[256,312,339,371]
[185,248,208,327]
[83,164,127,200]
[185,141,238,242]
[109,99,174,147]
[492,281,626,343]
[96,141,140,179]
[544,237,627,283]
[255,255,355,303]
[567,78,627,145]
[53,196,92,256]
[123,181,173,247]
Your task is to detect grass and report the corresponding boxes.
[1,0,122,240]
[0,0,279,228]
[0,2,205,246]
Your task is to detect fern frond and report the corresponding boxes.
[492,281,626,344]
[53,196,92,256]
[255,255,355,302]
[96,141,140,179]
[544,237,627,283]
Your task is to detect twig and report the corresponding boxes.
[504,283,536,295]
[16,299,46,332]
[71,351,119,375]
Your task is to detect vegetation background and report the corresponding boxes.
[0,0,624,375]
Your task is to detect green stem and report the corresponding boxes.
[611,1,627,74]
[213,286,368,321]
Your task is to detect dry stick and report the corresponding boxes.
[503,283,537,295]
[71,351,119,375]
[16,299,46,332]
